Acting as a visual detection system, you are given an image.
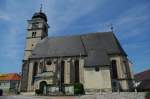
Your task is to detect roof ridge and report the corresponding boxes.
[111,33,127,56]
[47,31,114,39]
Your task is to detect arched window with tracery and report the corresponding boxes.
[111,60,118,79]
[75,60,80,83]
[32,62,38,84]
[60,60,65,84]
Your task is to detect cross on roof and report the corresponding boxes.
[40,4,43,12]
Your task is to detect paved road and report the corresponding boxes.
[0,96,77,99]
[0,96,37,99]
[0,93,145,99]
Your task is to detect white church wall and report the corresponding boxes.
[24,37,41,60]
[24,51,32,60]
[83,66,112,94]
[127,59,134,79]
[27,62,34,91]
[79,58,84,84]
[64,58,71,84]
[25,38,41,50]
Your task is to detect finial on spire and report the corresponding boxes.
[40,4,43,12]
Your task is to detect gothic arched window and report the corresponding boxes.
[32,62,38,84]
[60,60,65,84]
[111,60,118,79]
[75,60,80,83]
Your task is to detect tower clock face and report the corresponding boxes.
[32,23,39,29]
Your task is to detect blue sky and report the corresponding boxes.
[0,0,150,74]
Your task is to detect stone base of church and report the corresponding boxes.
[37,84,74,96]
[84,88,112,94]
[20,92,35,96]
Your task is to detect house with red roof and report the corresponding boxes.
[0,73,21,94]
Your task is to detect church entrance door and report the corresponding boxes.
[39,81,47,94]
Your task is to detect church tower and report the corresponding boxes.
[21,9,49,91]
[24,9,49,60]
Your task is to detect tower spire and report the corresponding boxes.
[40,4,43,12]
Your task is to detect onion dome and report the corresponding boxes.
[32,12,47,22]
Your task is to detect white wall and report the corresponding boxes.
[0,81,10,91]
[83,66,112,93]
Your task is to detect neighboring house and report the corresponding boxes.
[135,69,150,91]
[0,73,21,93]
[21,9,134,94]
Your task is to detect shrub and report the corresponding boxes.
[145,92,150,99]
[35,89,41,95]
[74,83,84,95]
[16,91,20,95]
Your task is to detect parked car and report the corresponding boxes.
[0,89,3,96]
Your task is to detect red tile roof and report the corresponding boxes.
[0,73,21,81]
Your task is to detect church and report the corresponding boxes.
[21,9,134,95]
